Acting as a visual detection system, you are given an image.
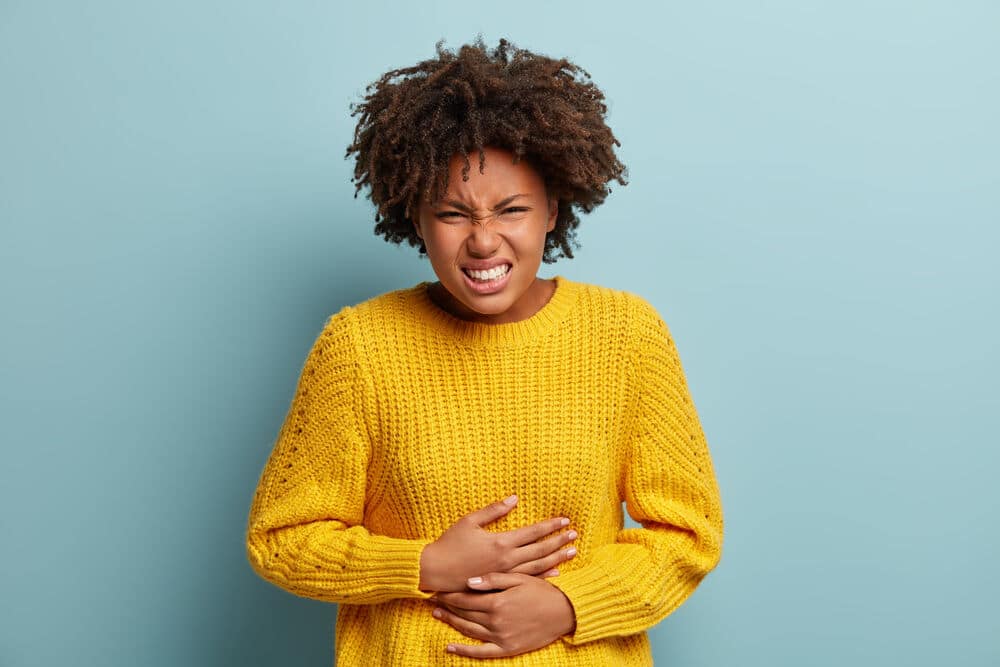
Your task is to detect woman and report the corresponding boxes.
[246,38,723,665]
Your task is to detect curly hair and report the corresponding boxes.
[345,37,627,263]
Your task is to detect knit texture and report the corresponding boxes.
[246,276,724,666]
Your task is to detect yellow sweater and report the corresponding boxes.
[246,276,723,666]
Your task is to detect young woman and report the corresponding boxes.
[246,37,724,666]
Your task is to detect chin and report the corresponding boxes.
[465,300,513,316]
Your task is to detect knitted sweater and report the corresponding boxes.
[246,276,724,666]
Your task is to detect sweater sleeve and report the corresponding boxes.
[245,308,433,605]
[549,297,724,644]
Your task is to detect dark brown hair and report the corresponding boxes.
[346,37,627,263]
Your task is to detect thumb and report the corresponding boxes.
[466,495,518,527]
[466,572,531,591]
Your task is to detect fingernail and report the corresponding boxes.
[446,645,457,653]
[545,568,559,577]
[503,495,518,506]
[567,530,578,539]
[559,517,570,526]
[566,547,577,557]
[468,576,483,585]
[432,608,442,618]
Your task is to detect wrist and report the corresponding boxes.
[554,585,577,636]
[418,541,443,591]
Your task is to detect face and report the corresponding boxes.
[413,146,558,325]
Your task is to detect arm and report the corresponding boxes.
[246,308,433,605]
[547,297,725,645]
[246,309,578,604]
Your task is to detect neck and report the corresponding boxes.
[428,277,556,325]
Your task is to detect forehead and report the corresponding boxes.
[439,147,546,202]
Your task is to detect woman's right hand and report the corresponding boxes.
[418,495,578,593]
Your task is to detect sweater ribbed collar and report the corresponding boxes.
[409,275,579,348]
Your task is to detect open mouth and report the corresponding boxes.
[462,264,512,283]
[460,263,513,294]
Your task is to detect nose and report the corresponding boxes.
[465,215,501,257]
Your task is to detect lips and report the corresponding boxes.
[461,259,513,271]
[461,262,513,294]
[463,263,511,282]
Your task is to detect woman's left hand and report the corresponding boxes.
[431,572,576,658]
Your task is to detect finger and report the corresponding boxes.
[435,590,495,611]
[432,606,492,642]
[467,572,533,591]
[437,601,492,628]
[503,515,570,546]
[447,642,507,658]
[464,495,518,527]
[508,545,577,576]
[511,529,577,565]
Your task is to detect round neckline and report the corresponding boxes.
[410,275,579,348]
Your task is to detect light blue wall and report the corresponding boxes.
[2,1,997,665]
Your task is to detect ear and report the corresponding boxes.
[412,213,424,240]
[546,197,558,233]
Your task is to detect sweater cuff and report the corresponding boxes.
[338,534,434,601]
[548,565,625,645]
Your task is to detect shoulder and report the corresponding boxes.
[564,280,682,382]
[317,283,426,333]
[562,278,669,334]
[302,287,425,385]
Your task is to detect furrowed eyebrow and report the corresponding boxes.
[441,194,529,211]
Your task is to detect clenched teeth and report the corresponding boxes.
[465,264,511,281]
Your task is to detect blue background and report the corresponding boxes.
[2,1,997,665]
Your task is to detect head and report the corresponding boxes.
[411,145,557,323]
[346,37,627,319]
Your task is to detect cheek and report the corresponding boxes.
[514,221,551,248]
[422,227,464,259]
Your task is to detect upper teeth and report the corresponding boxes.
[466,265,510,281]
